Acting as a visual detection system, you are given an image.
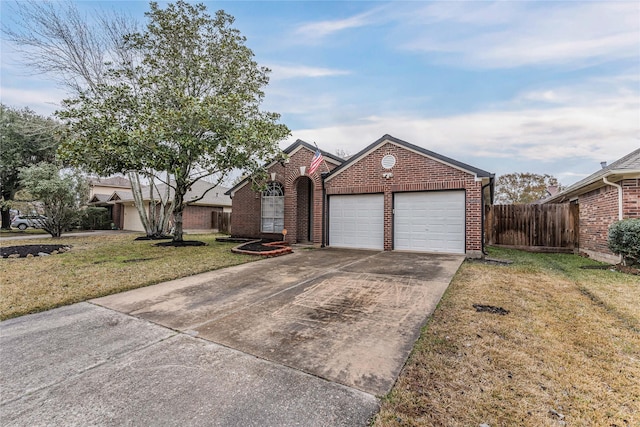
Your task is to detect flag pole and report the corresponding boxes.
[313,141,331,173]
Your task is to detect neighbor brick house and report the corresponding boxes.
[90,179,231,232]
[227,135,494,257]
[543,148,640,263]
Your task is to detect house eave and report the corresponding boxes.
[325,134,493,183]
[543,169,640,203]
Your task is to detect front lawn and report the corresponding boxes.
[375,247,639,427]
[0,233,255,320]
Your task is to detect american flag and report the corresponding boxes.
[308,149,323,174]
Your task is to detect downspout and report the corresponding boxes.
[481,177,493,257]
[602,175,623,221]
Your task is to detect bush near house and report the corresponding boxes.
[608,219,640,265]
[80,207,111,230]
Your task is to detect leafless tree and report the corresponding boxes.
[3,0,172,237]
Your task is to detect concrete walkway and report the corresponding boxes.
[1,248,464,426]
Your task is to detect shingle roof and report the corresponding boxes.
[89,194,111,203]
[107,181,231,206]
[544,148,640,203]
[325,134,494,180]
[89,176,131,188]
[224,139,345,195]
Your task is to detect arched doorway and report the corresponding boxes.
[296,176,313,243]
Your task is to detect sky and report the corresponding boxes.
[1,0,639,186]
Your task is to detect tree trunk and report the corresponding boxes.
[172,182,187,242]
[128,171,153,236]
[1,208,11,229]
[1,189,16,229]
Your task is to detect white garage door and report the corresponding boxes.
[394,191,465,254]
[329,194,384,250]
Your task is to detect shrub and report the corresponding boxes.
[80,207,111,230]
[608,219,640,266]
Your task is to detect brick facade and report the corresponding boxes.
[230,146,339,243]
[577,178,640,262]
[623,179,640,218]
[324,142,484,254]
[230,137,491,256]
[182,205,222,229]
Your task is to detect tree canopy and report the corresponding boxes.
[19,162,88,238]
[57,1,290,241]
[495,172,562,204]
[0,104,59,228]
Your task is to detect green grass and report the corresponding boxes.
[0,228,48,236]
[375,247,639,427]
[1,233,256,320]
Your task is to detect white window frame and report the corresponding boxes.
[261,182,284,233]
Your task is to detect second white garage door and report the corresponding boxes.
[329,194,384,250]
[394,191,466,254]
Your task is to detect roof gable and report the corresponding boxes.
[325,134,493,182]
[225,139,345,196]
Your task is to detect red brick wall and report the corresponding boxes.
[577,179,639,261]
[230,146,339,243]
[182,205,222,229]
[325,142,484,253]
[623,179,639,218]
[231,141,487,253]
[578,186,618,258]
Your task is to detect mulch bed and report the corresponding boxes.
[238,241,285,252]
[231,239,292,257]
[215,237,253,243]
[1,245,70,258]
[134,235,173,241]
[154,240,207,247]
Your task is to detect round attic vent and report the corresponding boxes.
[381,154,396,169]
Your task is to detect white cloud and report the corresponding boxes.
[286,81,639,177]
[0,86,67,116]
[398,1,640,68]
[267,64,350,80]
[294,6,387,40]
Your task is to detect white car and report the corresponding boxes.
[10,215,47,230]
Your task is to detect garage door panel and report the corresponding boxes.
[329,194,383,250]
[394,191,465,254]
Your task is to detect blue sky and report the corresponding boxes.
[2,1,639,186]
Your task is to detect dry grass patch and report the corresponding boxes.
[0,233,255,320]
[376,248,639,427]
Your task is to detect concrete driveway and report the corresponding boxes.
[1,248,463,426]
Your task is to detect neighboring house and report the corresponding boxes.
[227,134,494,257]
[91,178,232,232]
[88,176,133,228]
[543,148,640,263]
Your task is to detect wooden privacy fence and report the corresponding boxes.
[486,204,579,252]
[212,211,231,234]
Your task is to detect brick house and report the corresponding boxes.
[91,179,231,232]
[227,135,495,257]
[543,148,640,263]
